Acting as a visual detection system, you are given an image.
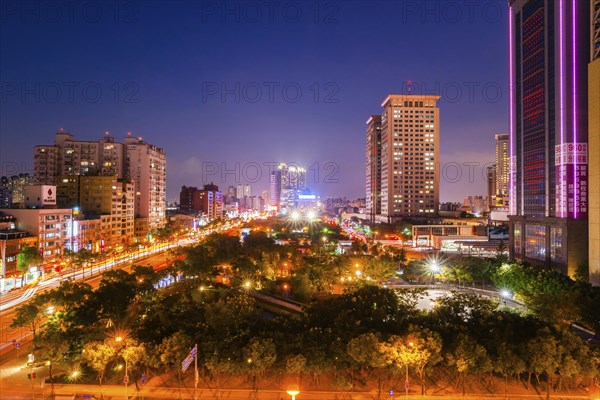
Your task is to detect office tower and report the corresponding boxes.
[366,115,382,221]
[124,135,167,232]
[589,0,600,286]
[370,94,440,223]
[270,170,282,207]
[508,0,590,276]
[494,133,510,199]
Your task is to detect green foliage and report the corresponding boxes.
[17,245,42,273]
[82,342,116,385]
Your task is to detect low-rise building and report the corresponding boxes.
[0,208,73,259]
[0,231,38,277]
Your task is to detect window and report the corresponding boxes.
[525,225,546,261]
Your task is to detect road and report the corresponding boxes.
[0,381,596,400]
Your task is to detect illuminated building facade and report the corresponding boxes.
[589,0,600,286]
[365,115,382,221]
[373,94,440,223]
[508,0,590,276]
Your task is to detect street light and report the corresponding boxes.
[287,385,300,400]
[500,289,511,306]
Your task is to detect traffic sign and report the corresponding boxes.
[181,344,197,373]
[141,373,147,385]
[389,389,394,396]
[405,380,409,389]
[124,375,129,384]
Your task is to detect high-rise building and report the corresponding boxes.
[56,176,135,245]
[279,163,306,191]
[369,94,440,223]
[198,183,223,220]
[180,186,200,214]
[124,136,166,233]
[508,0,590,276]
[269,170,282,207]
[33,132,166,233]
[366,115,382,221]
[589,0,600,286]
[3,174,34,206]
[494,133,510,199]
[487,164,497,206]
[236,184,251,198]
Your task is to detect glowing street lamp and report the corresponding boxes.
[290,211,300,221]
[287,385,300,400]
[500,289,511,306]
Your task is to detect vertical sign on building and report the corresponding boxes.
[555,143,588,218]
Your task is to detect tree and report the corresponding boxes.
[82,341,116,387]
[11,298,44,338]
[121,339,146,390]
[17,245,42,274]
[347,333,387,399]
[406,327,443,395]
[243,337,277,396]
[527,328,562,400]
[285,354,307,376]
[379,335,421,394]
[446,334,492,395]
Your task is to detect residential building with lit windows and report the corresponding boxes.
[0,208,73,259]
[508,0,590,276]
[589,0,600,286]
[369,94,440,223]
[33,132,166,234]
[125,135,167,233]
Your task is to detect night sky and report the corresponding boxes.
[0,0,508,202]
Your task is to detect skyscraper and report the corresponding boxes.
[494,133,510,200]
[269,170,282,208]
[508,0,590,275]
[369,94,440,223]
[365,115,382,221]
[589,0,600,286]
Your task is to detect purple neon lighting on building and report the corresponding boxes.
[559,0,565,217]
[509,6,515,216]
[572,0,577,219]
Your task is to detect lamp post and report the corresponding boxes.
[500,289,511,306]
[405,341,414,396]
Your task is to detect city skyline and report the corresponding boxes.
[0,1,509,202]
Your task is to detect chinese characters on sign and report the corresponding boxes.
[555,143,588,218]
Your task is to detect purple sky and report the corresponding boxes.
[0,1,508,202]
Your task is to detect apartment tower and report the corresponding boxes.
[371,94,440,223]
